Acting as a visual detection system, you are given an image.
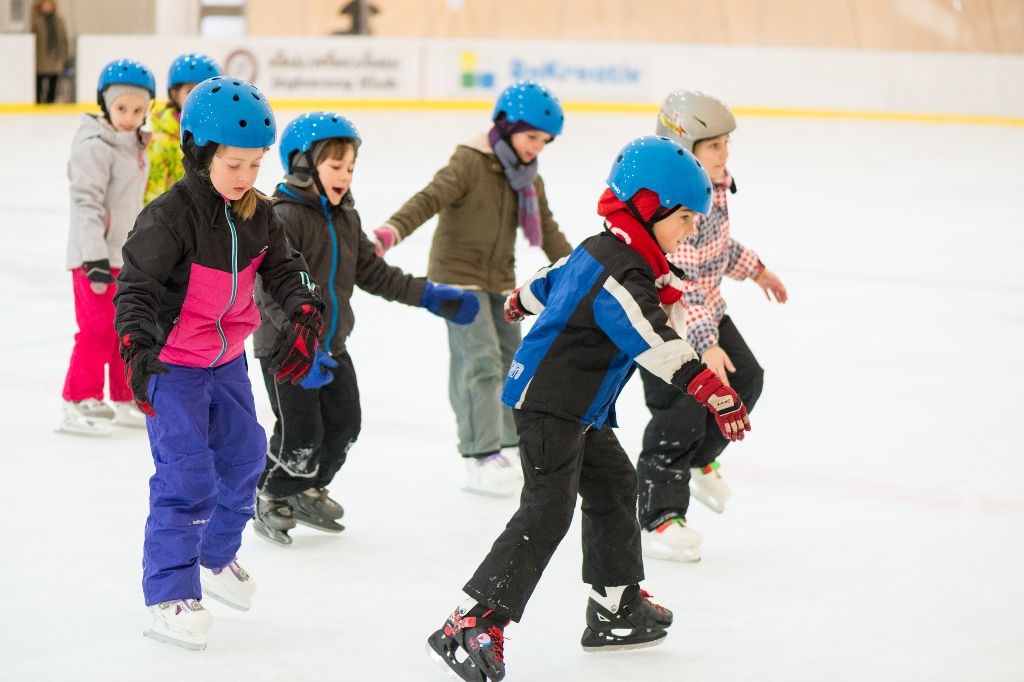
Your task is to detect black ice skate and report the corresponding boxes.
[427,605,508,682]
[252,495,296,546]
[581,585,673,652]
[286,489,345,533]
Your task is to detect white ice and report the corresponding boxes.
[1,108,1022,682]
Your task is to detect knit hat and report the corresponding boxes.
[101,84,152,113]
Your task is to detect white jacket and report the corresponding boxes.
[66,114,151,270]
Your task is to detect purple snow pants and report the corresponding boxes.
[141,355,266,606]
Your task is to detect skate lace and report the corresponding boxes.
[639,589,668,614]
[487,625,508,663]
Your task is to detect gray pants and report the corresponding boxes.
[447,291,521,456]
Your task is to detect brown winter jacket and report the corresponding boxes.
[385,133,572,293]
[32,12,70,76]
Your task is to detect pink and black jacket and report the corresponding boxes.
[114,151,320,369]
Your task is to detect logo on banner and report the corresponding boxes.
[224,49,259,84]
[459,51,495,89]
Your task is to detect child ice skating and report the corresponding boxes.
[144,53,220,204]
[375,80,573,497]
[60,58,155,436]
[638,91,788,563]
[252,112,479,544]
[114,78,323,650]
[427,136,750,682]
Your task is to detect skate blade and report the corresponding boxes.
[55,421,112,438]
[642,547,701,563]
[252,522,293,546]
[581,631,667,653]
[143,627,207,651]
[294,518,345,533]
[460,484,517,499]
[425,638,487,682]
[112,416,147,428]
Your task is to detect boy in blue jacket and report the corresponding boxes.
[426,136,751,682]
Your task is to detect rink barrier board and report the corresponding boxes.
[0,100,1022,127]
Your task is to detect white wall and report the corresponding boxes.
[0,35,34,103]
[14,33,1024,118]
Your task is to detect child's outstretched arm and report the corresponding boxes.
[725,239,787,302]
[592,268,750,441]
[374,150,472,256]
[503,255,571,322]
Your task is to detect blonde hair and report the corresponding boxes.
[232,187,271,221]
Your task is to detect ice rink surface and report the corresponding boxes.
[1,108,1022,681]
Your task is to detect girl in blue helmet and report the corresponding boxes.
[113,77,323,651]
[59,58,155,437]
[145,53,221,204]
[250,112,479,544]
[374,80,573,497]
[427,136,751,682]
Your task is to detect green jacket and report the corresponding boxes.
[144,105,184,205]
[385,133,572,293]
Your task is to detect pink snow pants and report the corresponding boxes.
[62,267,132,402]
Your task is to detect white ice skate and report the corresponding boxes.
[112,401,147,428]
[57,400,113,437]
[462,453,521,498]
[200,559,257,611]
[641,518,703,563]
[500,446,525,482]
[143,598,212,651]
[689,462,732,513]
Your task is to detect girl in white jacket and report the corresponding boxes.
[60,59,154,436]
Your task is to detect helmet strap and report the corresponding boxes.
[624,199,679,233]
[301,149,332,205]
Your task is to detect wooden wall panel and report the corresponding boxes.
[245,0,1024,53]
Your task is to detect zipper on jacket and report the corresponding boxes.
[318,195,340,350]
[209,202,239,367]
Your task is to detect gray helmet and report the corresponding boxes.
[656,90,736,152]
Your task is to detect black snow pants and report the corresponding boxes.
[258,352,361,498]
[636,316,764,529]
[463,409,644,622]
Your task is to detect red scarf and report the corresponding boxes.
[597,188,685,305]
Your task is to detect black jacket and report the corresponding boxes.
[253,182,426,357]
[115,154,319,368]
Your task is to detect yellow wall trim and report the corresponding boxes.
[1,100,1021,127]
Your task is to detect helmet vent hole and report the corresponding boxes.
[264,118,271,126]
[332,117,338,122]
[252,92,261,100]
[677,149,684,155]
[239,119,248,128]
[211,86,221,93]
[544,109,550,115]
[616,155,623,163]
[233,81,240,86]
[232,94,240,102]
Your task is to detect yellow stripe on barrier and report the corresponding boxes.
[0,99,1022,127]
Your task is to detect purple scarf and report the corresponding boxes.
[488,126,542,247]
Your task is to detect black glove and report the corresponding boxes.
[268,303,323,385]
[83,259,114,284]
[120,330,170,417]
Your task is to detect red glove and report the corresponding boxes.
[268,304,323,385]
[120,330,170,417]
[504,288,530,323]
[686,368,751,441]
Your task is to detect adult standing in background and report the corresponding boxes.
[31,0,70,104]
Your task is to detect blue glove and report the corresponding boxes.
[299,349,339,390]
[420,281,480,325]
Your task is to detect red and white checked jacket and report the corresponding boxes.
[666,171,762,354]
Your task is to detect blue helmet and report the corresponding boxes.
[180,77,276,148]
[167,53,221,92]
[96,58,156,106]
[492,80,564,137]
[279,112,361,172]
[606,135,713,216]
